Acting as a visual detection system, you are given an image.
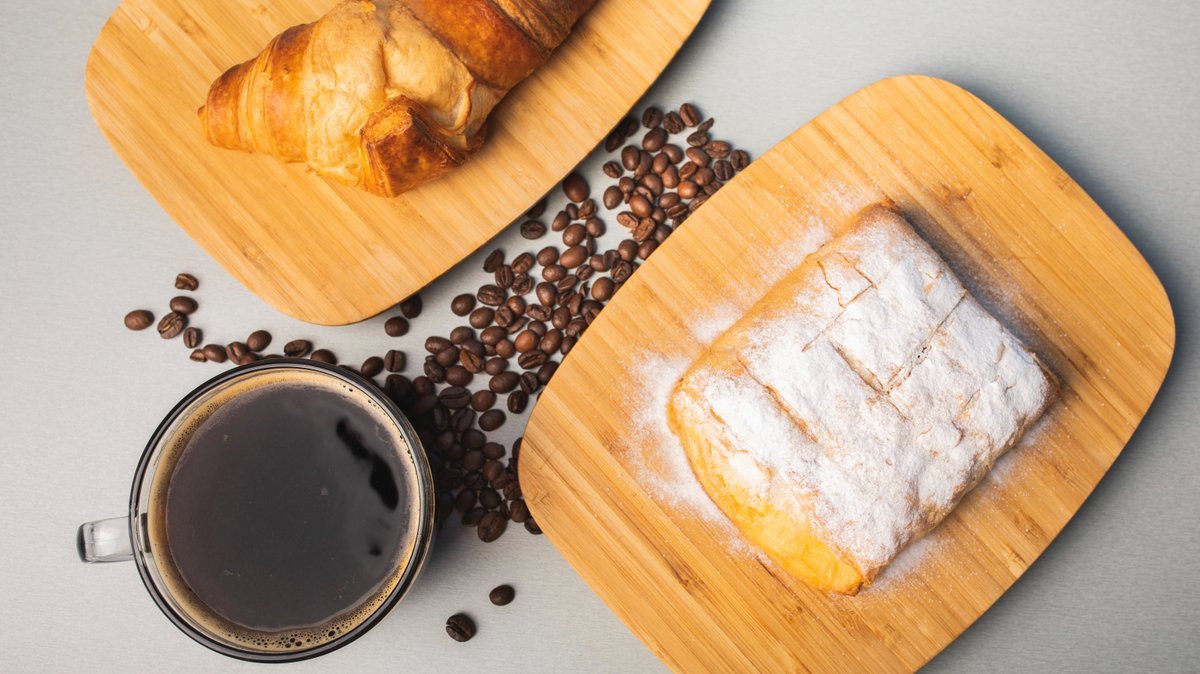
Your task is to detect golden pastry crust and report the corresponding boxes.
[668,205,1056,595]
[198,0,595,197]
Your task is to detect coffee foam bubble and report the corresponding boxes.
[141,367,423,654]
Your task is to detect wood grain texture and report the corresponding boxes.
[85,0,710,325]
[521,75,1175,672]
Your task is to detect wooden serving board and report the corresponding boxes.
[85,0,710,325]
[521,75,1175,671]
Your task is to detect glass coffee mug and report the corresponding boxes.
[78,359,435,662]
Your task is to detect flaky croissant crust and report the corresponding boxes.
[199,0,594,197]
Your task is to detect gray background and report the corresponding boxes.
[1,0,1197,671]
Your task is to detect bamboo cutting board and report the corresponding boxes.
[521,76,1175,672]
[85,0,710,325]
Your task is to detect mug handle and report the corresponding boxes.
[77,517,134,563]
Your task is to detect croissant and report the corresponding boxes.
[198,0,596,197]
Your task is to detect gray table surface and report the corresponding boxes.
[2,0,1197,671]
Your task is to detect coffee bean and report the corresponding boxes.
[676,102,699,127]
[442,366,470,388]
[513,329,538,353]
[462,507,486,526]
[562,172,589,202]
[678,180,698,199]
[524,518,542,535]
[181,327,201,349]
[478,284,507,306]
[124,309,153,331]
[621,146,641,171]
[631,217,655,242]
[704,139,732,159]
[476,488,499,511]
[483,251,506,275]
[494,266,514,289]
[694,167,715,186]
[634,151,652,179]
[713,158,734,181]
[604,129,623,153]
[697,117,714,132]
[446,293,475,317]
[588,276,615,302]
[539,330,563,355]
[618,176,635,194]
[505,389,528,414]
[619,115,639,138]
[157,312,186,339]
[449,327,474,345]
[528,248,555,270]
[466,389,495,412]
[687,130,709,148]
[578,198,597,220]
[551,210,570,232]
[485,584,515,607]
[353,356,381,378]
[611,260,633,283]
[384,316,409,337]
[226,341,249,363]
[468,307,494,329]
[663,110,684,134]
[454,488,477,513]
[550,306,570,330]
[399,295,422,319]
[173,273,198,291]
[642,127,667,152]
[304,349,334,366]
[541,264,566,283]
[242,330,269,352]
[446,613,476,642]
[374,349,402,373]
[169,296,198,316]
[477,511,506,542]
[731,149,751,171]
[506,500,528,524]
[602,160,623,179]
[602,185,622,210]
[686,146,710,167]
[475,326,502,347]
[424,360,445,382]
[439,386,470,409]
[490,371,520,393]
[561,223,586,247]
[513,273,533,296]
[186,348,205,363]
[420,337,450,356]
[195,344,224,363]
[559,245,587,270]
[518,351,547,370]
[641,106,663,129]
[521,218,548,240]
[275,339,308,358]
[627,194,651,219]
[460,349,485,374]
[480,410,507,434]
[526,302,552,322]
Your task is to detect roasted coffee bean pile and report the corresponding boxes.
[125,103,750,549]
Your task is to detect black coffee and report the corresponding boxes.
[151,369,419,646]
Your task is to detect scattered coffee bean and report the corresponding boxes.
[519,220,546,240]
[281,339,310,357]
[169,296,198,315]
[477,511,506,542]
[450,293,476,316]
[642,127,667,152]
[380,349,405,372]
[471,389,497,412]
[246,330,271,352]
[188,348,206,362]
[562,172,589,202]
[182,327,202,349]
[174,273,199,291]
[124,309,153,331]
[731,149,751,171]
[507,390,529,414]
[477,285,506,306]
[445,613,476,642]
[201,344,226,363]
[359,356,383,378]
[384,316,409,337]
[490,371,520,394]
[310,349,336,364]
[479,409,506,431]
[487,584,516,607]
[399,295,422,319]
[157,312,186,339]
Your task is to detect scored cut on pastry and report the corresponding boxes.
[667,204,1057,595]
